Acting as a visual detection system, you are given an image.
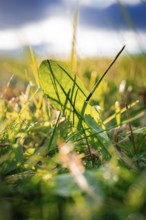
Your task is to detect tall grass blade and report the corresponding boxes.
[104,100,139,125]
[86,45,125,102]
[70,7,79,71]
[29,47,40,86]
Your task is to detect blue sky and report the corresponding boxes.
[0,0,146,57]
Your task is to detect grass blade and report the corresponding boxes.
[86,45,126,102]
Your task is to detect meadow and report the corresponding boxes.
[0,47,146,220]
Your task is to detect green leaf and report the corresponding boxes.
[85,114,110,143]
[39,60,100,126]
[85,114,111,156]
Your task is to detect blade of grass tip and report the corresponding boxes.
[86,45,126,102]
[104,100,139,125]
[70,6,79,71]
[19,87,40,115]
[115,101,121,127]
[29,47,40,86]
[1,74,14,99]
[122,111,145,125]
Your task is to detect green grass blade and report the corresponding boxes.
[70,7,78,71]
[86,45,126,102]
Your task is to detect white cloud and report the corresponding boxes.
[0,13,145,57]
[0,30,21,50]
[76,27,145,57]
[0,17,73,54]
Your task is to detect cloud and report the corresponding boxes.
[0,14,145,57]
[0,0,62,29]
[79,3,146,31]
[0,0,145,56]
[0,17,73,54]
[0,0,145,31]
[77,27,146,57]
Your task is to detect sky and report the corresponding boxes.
[0,0,146,57]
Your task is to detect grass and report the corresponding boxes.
[0,49,146,219]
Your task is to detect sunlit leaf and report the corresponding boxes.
[39,60,100,126]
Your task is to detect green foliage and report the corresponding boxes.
[39,60,100,127]
[0,52,146,220]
